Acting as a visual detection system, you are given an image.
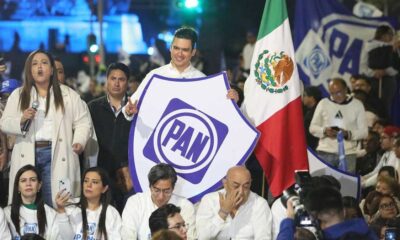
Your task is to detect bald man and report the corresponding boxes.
[196,166,272,240]
[310,78,367,173]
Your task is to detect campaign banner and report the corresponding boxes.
[294,0,395,91]
[128,72,259,203]
[308,148,360,199]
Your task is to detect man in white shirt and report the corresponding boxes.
[123,27,238,118]
[122,163,196,240]
[362,125,400,188]
[310,78,368,173]
[196,166,272,240]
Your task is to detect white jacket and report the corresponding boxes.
[0,85,92,206]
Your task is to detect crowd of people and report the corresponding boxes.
[0,23,398,240]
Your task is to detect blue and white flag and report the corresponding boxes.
[337,130,347,171]
[294,0,396,91]
[128,73,259,203]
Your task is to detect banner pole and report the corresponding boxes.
[379,77,382,98]
[261,172,266,198]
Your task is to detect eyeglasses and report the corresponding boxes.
[379,202,396,210]
[168,223,189,231]
[151,186,173,196]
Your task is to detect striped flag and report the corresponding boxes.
[241,0,309,196]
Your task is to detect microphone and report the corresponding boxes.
[22,101,39,137]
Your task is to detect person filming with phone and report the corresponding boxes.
[196,166,272,239]
[277,186,378,240]
[310,78,368,173]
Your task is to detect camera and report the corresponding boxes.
[281,170,323,239]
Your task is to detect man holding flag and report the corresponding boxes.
[241,0,309,197]
[309,78,367,173]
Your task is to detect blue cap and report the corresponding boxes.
[1,79,21,94]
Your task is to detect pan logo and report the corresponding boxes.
[143,98,228,184]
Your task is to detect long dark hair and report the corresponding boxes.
[11,165,47,236]
[19,50,64,115]
[78,167,111,240]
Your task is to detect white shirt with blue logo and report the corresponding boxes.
[57,204,122,240]
[3,204,60,239]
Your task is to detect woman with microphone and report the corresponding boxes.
[0,50,92,207]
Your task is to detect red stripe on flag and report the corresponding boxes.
[254,97,309,197]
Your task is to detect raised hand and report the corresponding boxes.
[124,97,138,116]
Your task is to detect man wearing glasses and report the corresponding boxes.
[149,203,188,240]
[310,78,368,173]
[122,163,195,239]
[196,166,272,239]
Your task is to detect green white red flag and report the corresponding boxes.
[241,0,309,196]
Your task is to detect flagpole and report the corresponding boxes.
[261,172,265,198]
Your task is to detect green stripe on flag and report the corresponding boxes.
[257,0,288,40]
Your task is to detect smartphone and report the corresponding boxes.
[59,178,71,194]
[330,126,340,131]
[385,227,397,240]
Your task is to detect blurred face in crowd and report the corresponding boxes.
[373,122,385,134]
[375,180,391,195]
[354,79,371,94]
[151,179,173,208]
[363,133,380,153]
[31,52,53,86]
[223,167,252,208]
[19,170,41,203]
[379,196,398,219]
[83,171,108,203]
[380,133,393,151]
[55,60,65,84]
[106,69,128,99]
[394,141,400,158]
[170,37,196,72]
[167,213,188,240]
[328,80,347,104]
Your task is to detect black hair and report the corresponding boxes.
[378,166,398,180]
[20,233,46,240]
[148,163,177,188]
[342,196,363,219]
[374,25,394,40]
[304,86,322,102]
[305,186,343,215]
[106,62,130,80]
[173,27,198,49]
[78,167,111,240]
[149,203,181,234]
[11,165,47,237]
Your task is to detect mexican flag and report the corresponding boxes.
[241,0,309,197]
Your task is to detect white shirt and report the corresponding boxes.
[196,190,272,240]
[242,43,255,71]
[123,63,205,121]
[309,97,368,154]
[4,204,60,239]
[0,208,11,239]
[362,150,399,188]
[271,199,286,240]
[58,205,122,240]
[121,191,196,240]
[34,95,53,141]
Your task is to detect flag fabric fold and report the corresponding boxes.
[241,0,309,197]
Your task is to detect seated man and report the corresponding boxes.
[122,163,196,239]
[149,203,187,240]
[196,166,272,239]
[277,187,378,240]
